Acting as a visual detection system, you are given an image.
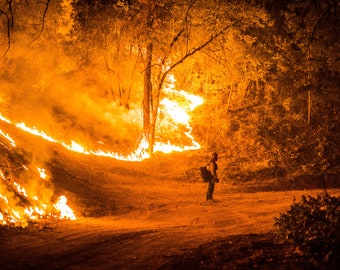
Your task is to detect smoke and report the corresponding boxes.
[0,27,146,226]
[0,37,143,155]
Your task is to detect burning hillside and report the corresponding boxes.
[0,128,76,227]
[0,68,204,227]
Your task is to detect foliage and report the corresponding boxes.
[274,194,340,264]
[0,0,339,175]
[190,0,340,181]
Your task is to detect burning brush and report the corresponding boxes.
[0,130,76,227]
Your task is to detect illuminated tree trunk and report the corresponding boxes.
[143,1,154,155]
[307,55,311,125]
[143,41,153,154]
[307,89,311,125]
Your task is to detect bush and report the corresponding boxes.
[274,194,340,264]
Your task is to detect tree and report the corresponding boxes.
[267,0,340,113]
[0,0,53,56]
[0,0,277,156]
[127,0,272,154]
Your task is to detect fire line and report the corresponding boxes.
[0,87,203,161]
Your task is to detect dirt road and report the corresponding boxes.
[1,154,337,270]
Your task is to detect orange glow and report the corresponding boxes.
[37,168,47,179]
[0,129,16,147]
[63,140,88,154]
[0,78,203,161]
[53,195,76,220]
[0,171,6,181]
[0,72,203,226]
[1,129,76,226]
[0,176,77,226]
[160,98,189,124]
[0,114,11,124]
[16,122,57,143]
[13,182,29,197]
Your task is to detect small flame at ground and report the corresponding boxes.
[37,168,47,179]
[14,182,29,197]
[1,131,76,226]
[53,195,76,220]
[0,129,16,147]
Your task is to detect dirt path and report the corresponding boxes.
[1,171,338,270]
[0,140,338,269]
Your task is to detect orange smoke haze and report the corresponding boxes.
[0,37,203,158]
[0,34,203,226]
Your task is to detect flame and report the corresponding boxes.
[53,195,76,220]
[0,184,77,226]
[155,72,203,153]
[0,76,203,161]
[0,180,77,226]
[63,140,88,153]
[16,122,57,143]
[0,194,9,204]
[37,168,47,179]
[0,114,11,124]
[1,130,76,226]
[160,98,189,124]
[0,71,203,226]
[0,170,6,181]
[24,206,46,220]
[14,182,29,197]
[0,129,16,147]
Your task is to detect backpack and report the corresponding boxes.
[199,163,213,182]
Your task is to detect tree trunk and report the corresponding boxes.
[307,89,311,125]
[143,41,153,154]
[227,85,233,112]
[143,2,154,155]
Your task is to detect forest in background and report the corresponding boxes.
[0,0,339,184]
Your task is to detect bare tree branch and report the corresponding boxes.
[8,0,14,27]
[160,19,242,91]
[29,0,51,43]
[163,0,196,61]
[150,18,242,143]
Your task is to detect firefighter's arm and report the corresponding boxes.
[209,161,217,178]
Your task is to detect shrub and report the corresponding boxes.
[274,194,340,264]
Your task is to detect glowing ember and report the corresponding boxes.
[0,113,11,124]
[37,168,47,179]
[14,182,29,197]
[24,206,46,220]
[0,179,77,226]
[0,194,9,204]
[63,140,88,153]
[0,129,16,147]
[0,170,6,181]
[53,195,76,220]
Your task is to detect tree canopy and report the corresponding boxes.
[0,0,339,180]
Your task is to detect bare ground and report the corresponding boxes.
[0,151,339,270]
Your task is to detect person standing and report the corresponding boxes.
[206,152,219,201]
